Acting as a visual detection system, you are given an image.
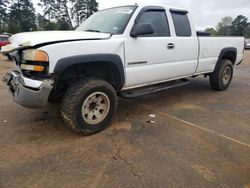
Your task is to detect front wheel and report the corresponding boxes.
[61,78,117,135]
[209,59,234,91]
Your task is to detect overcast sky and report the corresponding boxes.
[34,0,250,30]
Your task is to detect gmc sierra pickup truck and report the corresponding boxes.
[1,4,244,135]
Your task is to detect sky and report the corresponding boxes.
[33,0,250,30]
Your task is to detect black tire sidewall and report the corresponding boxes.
[218,61,234,90]
[75,84,117,133]
[210,59,234,91]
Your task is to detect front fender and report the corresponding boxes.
[54,53,125,90]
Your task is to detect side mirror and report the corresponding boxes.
[130,23,154,38]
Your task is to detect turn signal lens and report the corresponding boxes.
[21,64,45,72]
[22,49,49,62]
[34,50,49,62]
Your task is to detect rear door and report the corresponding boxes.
[124,7,198,88]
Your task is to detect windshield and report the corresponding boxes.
[76,6,137,34]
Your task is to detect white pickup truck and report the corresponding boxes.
[1,4,244,135]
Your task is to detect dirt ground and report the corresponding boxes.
[0,51,250,188]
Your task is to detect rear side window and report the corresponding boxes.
[137,10,170,37]
[171,11,192,37]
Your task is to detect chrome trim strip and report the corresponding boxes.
[21,75,43,89]
[9,71,43,89]
[127,61,147,65]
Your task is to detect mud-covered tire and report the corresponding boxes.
[61,78,117,135]
[210,59,234,91]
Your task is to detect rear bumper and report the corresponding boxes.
[2,70,54,108]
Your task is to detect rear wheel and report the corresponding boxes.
[209,59,234,91]
[61,78,117,135]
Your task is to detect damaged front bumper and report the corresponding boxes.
[2,70,53,108]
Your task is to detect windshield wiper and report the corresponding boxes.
[84,29,101,33]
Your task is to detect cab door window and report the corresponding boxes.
[137,10,170,37]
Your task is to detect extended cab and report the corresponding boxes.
[1,4,244,135]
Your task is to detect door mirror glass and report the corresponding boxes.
[130,23,154,38]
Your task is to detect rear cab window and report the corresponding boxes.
[170,10,192,37]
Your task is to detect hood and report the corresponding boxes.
[1,31,110,53]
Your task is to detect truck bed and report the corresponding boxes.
[196,37,244,74]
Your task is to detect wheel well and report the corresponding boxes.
[221,51,237,64]
[63,61,123,88]
[50,62,123,101]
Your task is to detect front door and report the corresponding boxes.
[124,8,198,88]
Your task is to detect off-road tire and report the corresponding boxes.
[210,59,234,91]
[61,78,117,135]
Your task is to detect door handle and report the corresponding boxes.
[167,43,175,49]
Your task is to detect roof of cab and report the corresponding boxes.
[100,3,187,12]
[136,2,187,11]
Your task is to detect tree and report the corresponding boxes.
[39,0,73,29]
[39,0,98,29]
[0,0,8,32]
[216,16,233,36]
[8,0,37,33]
[245,24,250,38]
[204,27,217,36]
[72,0,98,26]
[37,13,59,30]
[230,15,248,36]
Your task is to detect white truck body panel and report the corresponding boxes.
[8,31,110,48]
[197,37,244,73]
[40,38,126,73]
[124,36,198,87]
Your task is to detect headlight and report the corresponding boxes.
[22,49,49,62]
[21,49,49,73]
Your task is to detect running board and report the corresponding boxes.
[120,79,191,98]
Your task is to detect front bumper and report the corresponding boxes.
[2,70,53,108]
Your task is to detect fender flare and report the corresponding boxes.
[214,47,237,71]
[54,53,125,90]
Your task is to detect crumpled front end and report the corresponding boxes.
[2,70,53,108]
[2,46,54,108]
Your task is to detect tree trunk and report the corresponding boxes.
[63,1,73,29]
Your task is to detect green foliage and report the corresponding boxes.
[37,13,58,30]
[0,0,98,33]
[1,1,249,37]
[37,13,72,30]
[39,0,98,30]
[0,0,8,33]
[230,15,248,36]
[245,25,250,38]
[72,0,99,26]
[206,16,250,38]
[204,28,217,36]
[216,17,233,36]
[8,0,37,33]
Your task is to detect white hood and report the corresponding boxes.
[1,31,110,52]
